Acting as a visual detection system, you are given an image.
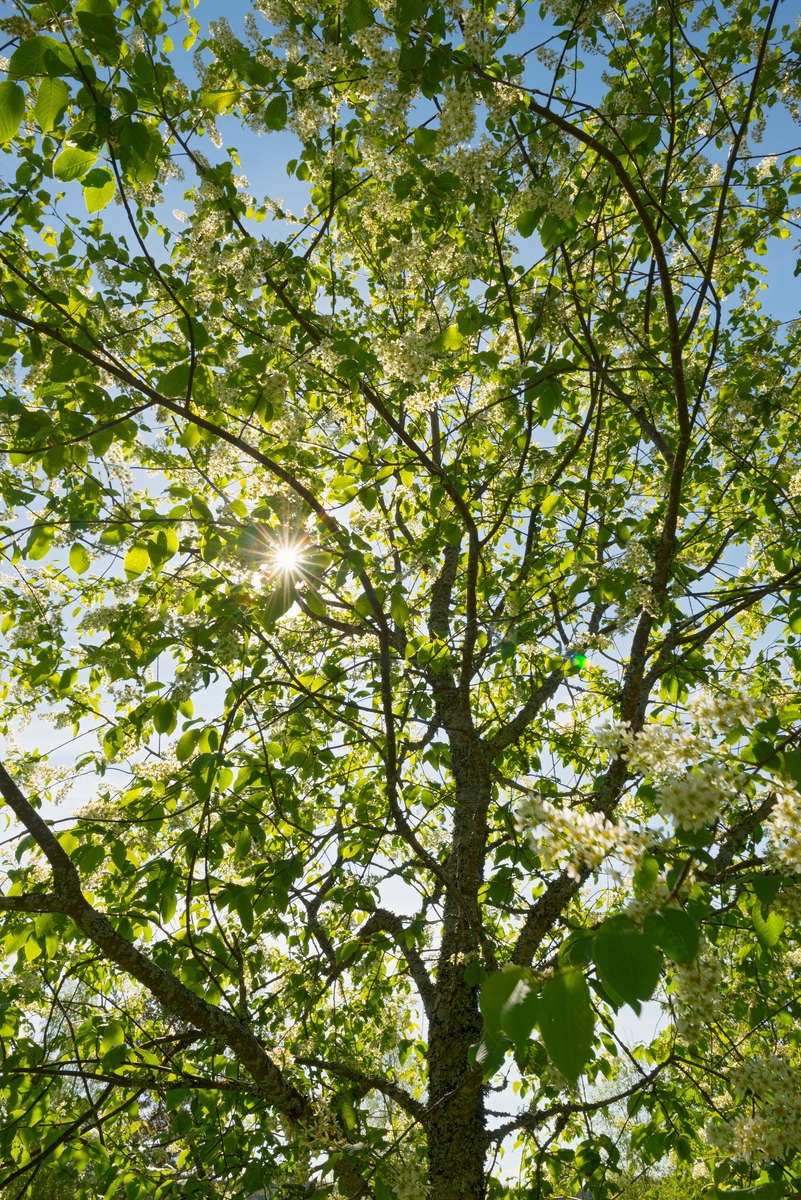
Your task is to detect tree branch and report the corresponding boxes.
[297,1057,427,1124]
[0,760,311,1123]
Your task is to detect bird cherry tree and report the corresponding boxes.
[0,0,800,1198]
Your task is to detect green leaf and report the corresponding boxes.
[264,94,288,131]
[53,146,97,181]
[431,325,464,352]
[471,1031,509,1081]
[83,167,115,212]
[231,887,254,933]
[593,916,663,1006]
[751,899,784,949]
[344,0,375,29]
[499,977,540,1055]
[558,929,595,969]
[166,1087,189,1111]
[34,77,69,132]
[69,543,90,574]
[538,969,595,1084]
[9,37,63,78]
[176,728,200,762]
[124,543,150,577]
[153,700,176,735]
[633,855,659,894]
[100,1020,124,1053]
[0,82,25,142]
[751,875,783,906]
[26,524,55,561]
[261,580,297,627]
[516,209,538,238]
[643,908,699,964]
[390,593,409,625]
[201,90,240,114]
[159,362,191,397]
[479,966,528,1038]
[414,126,439,156]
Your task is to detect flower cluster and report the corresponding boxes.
[706,1055,801,1164]
[517,793,630,879]
[595,719,742,830]
[766,783,801,872]
[673,944,723,1042]
[656,762,728,831]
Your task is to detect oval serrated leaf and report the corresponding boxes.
[538,969,595,1084]
[499,977,540,1055]
[53,146,97,181]
[69,543,90,574]
[83,167,115,212]
[9,35,62,78]
[34,76,69,132]
[558,928,595,969]
[643,908,699,964]
[0,82,25,142]
[159,362,191,398]
[593,916,663,1006]
[479,966,528,1038]
[176,728,200,762]
[751,899,784,949]
[153,700,176,735]
[516,209,538,238]
[123,543,149,577]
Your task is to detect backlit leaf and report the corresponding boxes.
[538,970,595,1084]
[0,82,25,142]
[593,916,663,1006]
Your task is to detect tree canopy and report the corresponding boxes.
[0,0,801,1197]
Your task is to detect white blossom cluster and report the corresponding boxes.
[656,762,729,831]
[595,719,745,830]
[437,83,476,148]
[388,1151,428,1200]
[516,793,631,880]
[705,1055,801,1164]
[689,688,766,733]
[766,783,801,873]
[673,943,723,1042]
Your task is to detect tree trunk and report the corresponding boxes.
[427,945,486,1200]
[426,725,492,1199]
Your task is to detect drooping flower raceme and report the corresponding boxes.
[705,1056,801,1164]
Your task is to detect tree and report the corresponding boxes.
[0,0,800,1195]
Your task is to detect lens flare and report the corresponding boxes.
[270,542,303,574]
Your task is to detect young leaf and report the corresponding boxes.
[53,146,97,181]
[124,544,150,577]
[34,77,69,131]
[633,855,659,894]
[470,1031,510,1081]
[83,167,115,212]
[538,969,595,1084]
[751,900,784,949]
[153,700,176,735]
[558,928,595,969]
[344,0,375,29]
[499,977,540,1054]
[0,82,25,142]
[69,543,90,574]
[264,94,288,131]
